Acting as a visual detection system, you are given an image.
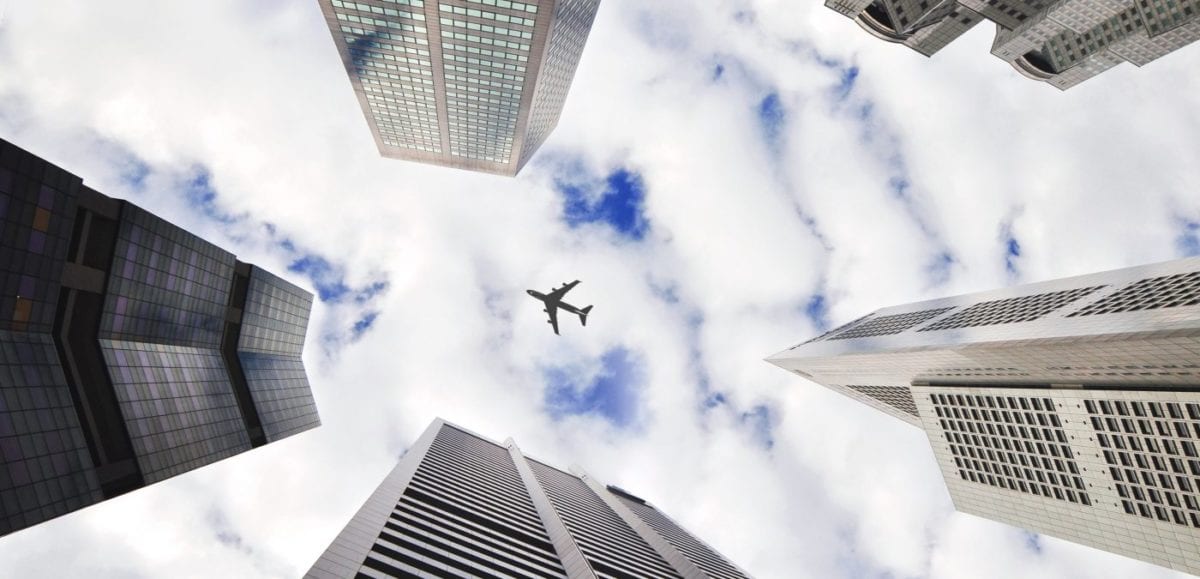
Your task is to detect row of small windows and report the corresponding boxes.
[357,67,439,87]
[341,26,431,52]
[439,3,536,27]
[350,47,431,68]
[331,1,426,21]
[381,139,440,153]
[1086,399,1200,427]
[441,29,529,51]
[372,110,439,129]
[446,82,519,100]
[931,393,1055,412]
[364,0,424,6]
[444,64,523,82]
[446,92,519,107]
[366,95,436,113]
[334,11,426,34]
[465,0,538,13]
[439,17,532,39]
[441,42,528,62]
[446,101,518,117]
[364,86,436,101]
[445,72,522,91]
[361,76,436,95]
[366,98,436,117]
[935,404,1063,429]
[353,58,432,77]
[442,51,527,73]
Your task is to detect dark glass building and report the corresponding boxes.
[0,138,320,536]
[306,418,750,578]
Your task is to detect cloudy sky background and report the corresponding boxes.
[1,0,1200,577]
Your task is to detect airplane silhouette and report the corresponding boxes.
[527,280,593,336]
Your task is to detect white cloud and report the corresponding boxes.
[1,0,1199,577]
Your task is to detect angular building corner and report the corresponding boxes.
[828,0,1200,89]
[769,256,1200,574]
[317,0,602,176]
[306,418,752,578]
[0,138,320,537]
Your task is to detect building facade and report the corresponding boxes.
[827,0,1200,89]
[0,138,320,537]
[769,257,1200,574]
[306,418,750,578]
[317,0,602,176]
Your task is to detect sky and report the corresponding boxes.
[1,1,1199,577]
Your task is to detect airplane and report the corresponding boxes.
[527,280,593,336]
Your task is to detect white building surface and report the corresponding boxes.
[827,0,1200,89]
[769,257,1200,574]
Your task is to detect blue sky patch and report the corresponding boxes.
[544,347,642,428]
[741,404,775,450]
[1178,218,1200,256]
[926,251,956,286]
[805,293,830,332]
[288,255,351,302]
[559,167,649,241]
[834,66,859,101]
[758,92,785,151]
[183,168,243,225]
[352,312,379,337]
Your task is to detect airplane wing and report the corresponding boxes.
[546,280,580,301]
[545,305,560,336]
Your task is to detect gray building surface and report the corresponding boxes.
[306,418,750,578]
[828,0,1200,89]
[317,0,601,176]
[0,138,320,536]
[769,257,1200,574]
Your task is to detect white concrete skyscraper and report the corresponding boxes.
[317,0,602,176]
[827,0,1200,89]
[769,257,1200,574]
[306,418,750,578]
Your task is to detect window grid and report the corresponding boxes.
[920,286,1105,331]
[828,307,954,340]
[1086,399,1200,528]
[933,393,1091,505]
[1068,272,1200,317]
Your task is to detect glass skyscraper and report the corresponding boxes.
[769,257,1200,574]
[0,138,320,536]
[306,418,750,578]
[317,0,602,176]
[827,0,1200,89]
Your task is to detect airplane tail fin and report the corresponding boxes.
[578,305,593,327]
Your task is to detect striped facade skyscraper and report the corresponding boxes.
[0,138,320,537]
[769,257,1200,574]
[827,0,1200,89]
[306,418,750,578]
[317,0,602,176]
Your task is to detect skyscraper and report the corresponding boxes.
[317,0,602,176]
[768,257,1200,574]
[0,138,320,537]
[827,0,1200,89]
[306,418,750,578]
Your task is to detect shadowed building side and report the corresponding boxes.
[0,138,320,537]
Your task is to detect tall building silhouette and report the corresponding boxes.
[306,418,750,578]
[828,0,1200,89]
[769,257,1200,574]
[318,0,602,176]
[0,138,320,537]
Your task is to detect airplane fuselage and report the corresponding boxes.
[526,289,586,315]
